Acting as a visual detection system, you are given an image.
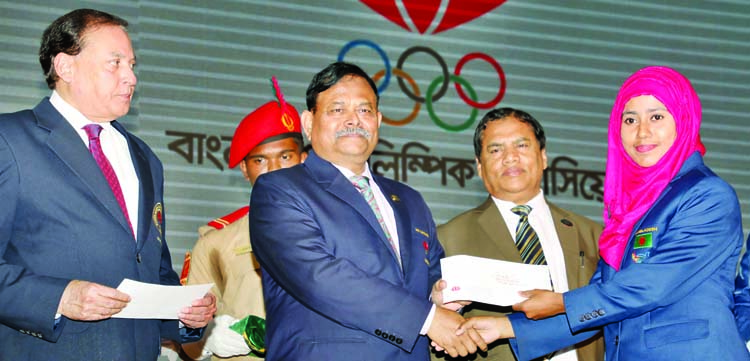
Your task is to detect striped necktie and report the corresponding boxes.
[511,205,546,265]
[350,175,400,265]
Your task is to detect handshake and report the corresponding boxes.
[427,280,516,358]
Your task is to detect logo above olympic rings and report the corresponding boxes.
[338,39,506,132]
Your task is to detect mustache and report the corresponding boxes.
[335,127,371,139]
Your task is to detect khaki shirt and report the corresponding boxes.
[183,214,264,361]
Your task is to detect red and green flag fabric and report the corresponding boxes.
[634,233,653,249]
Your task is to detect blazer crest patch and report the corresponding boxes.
[152,202,163,243]
[634,232,653,249]
[631,227,656,263]
[633,227,657,248]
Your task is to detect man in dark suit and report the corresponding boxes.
[0,9,215,360]
[249,62,485,361]
[435,108,604,361]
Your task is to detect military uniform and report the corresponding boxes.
[185,207,264,360]
[181,77,303,360]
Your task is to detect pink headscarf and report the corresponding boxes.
[599,66,706,271]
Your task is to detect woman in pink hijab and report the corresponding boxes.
[457,66,747,360]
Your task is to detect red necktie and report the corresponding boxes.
[83,124,133,234]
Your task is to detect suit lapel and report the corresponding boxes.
[477,197,524,263]
[113,121,151,247]
[377,178,411,273]
[329,174,387,243]
[307,152,402,269]
[35,100,132,236]
[549,203,582,288]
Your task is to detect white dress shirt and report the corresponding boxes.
[50,91,140,239]
[492,190,578,361]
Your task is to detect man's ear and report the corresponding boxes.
[239,160,251,181]
[475,157,483,181]
[53,53,74,83]
[301,110,313,141]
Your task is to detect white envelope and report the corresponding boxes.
[113,279,214,319]
[440,255,552,306]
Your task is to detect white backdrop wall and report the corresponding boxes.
[2,0,749,274]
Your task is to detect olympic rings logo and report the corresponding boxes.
[338,39,506,132]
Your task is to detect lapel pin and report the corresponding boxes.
[561,219,573,227]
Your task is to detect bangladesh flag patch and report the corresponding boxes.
[634,232,653,249]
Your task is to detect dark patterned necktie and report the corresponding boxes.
[511,205,546,265]
[84,124,133,234]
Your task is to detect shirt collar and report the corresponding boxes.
[331,161,374,181]
[50,90,114,132]
[491,189,545,214]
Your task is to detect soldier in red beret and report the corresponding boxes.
[181,78,306,360]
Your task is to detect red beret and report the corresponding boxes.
[228,100,301,168]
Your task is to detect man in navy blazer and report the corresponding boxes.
[249,62,485,360]
[0,9,215,360]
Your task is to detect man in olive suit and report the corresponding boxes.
[435,108,604,361]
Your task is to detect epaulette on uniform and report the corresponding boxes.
[207,206,250,230]
[179,251,191,285]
